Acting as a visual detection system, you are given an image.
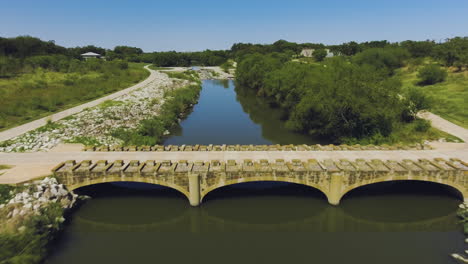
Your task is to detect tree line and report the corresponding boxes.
[2,35,466,69]
[231,37,468,70]
[236,38,468,143]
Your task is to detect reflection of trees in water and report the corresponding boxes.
[73,182,459,233]
[234,84,328,145]
[212,79,230,89]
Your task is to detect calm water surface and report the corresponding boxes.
[165,80,323,145]
[46,80,463,264]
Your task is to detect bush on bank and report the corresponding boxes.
[417,64,448,85]
[0,203,64,264]
[111,83,202,146]
[0,179,80,264]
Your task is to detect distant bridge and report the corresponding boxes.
[53,156,468,206]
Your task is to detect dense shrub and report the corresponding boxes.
[112,84,202,146]
[220,60,234,73]
[433,37,468,69]
[0,185,16,204]
[237,54,410,142]
[353,47,410,75]
[152,50,229,67]
[0,203,65,264]
[417,64,448,85]
[401,40,436,58]
[414,119,431,132]
[312,49,327,62]
[236,53,287,91]
[0,56,21,77]
[401,87,432,121]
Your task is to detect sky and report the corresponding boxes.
[1,0,468,52]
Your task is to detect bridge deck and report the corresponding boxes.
[0,147,466,184]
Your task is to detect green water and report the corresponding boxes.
[164,80,325,145]
[46,80,464,264]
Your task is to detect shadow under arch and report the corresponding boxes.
[339,180,463,223]
[201,180,329,205]
[340,179,464,203]
[69,179,191,203]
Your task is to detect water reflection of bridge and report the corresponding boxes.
[74,206,458,233]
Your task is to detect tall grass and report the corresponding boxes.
[398,65,468,128]
[0,62,149,130]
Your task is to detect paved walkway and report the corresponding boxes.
[0,65,155,142]
[418,111,468,143]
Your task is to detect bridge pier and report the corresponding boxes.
[328,172,343,206]
[188,174,201,206]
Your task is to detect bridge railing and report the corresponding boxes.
[83,143,431,152]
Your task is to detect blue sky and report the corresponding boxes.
[1,0,467,52]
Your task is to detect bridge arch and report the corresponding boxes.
[67,179,191,202]
[200,178,330,203]
[336,179,466,205]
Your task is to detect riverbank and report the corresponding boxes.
[0,68,201,152]
[453,203,468,263]
[0,178,83,263]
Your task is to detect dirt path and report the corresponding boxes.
[0,65,156,142]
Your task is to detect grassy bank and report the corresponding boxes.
[342,118,461,145]
[111,70,202,146]
[0,62,149,131]
[111,84,201,146]
[397,66,468,128]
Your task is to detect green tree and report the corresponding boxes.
[236,53,286,91]
[417,64,447,85]
[434,37,468,70]
[401,40,436,58]
[353,47,410,75]
[401,87,432,121]
[0,56,20,77]
[312,49,327,62]
[338,41,362,56]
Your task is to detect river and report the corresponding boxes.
[46,80,464,264]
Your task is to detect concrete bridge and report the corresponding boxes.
[53,157,468,206]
